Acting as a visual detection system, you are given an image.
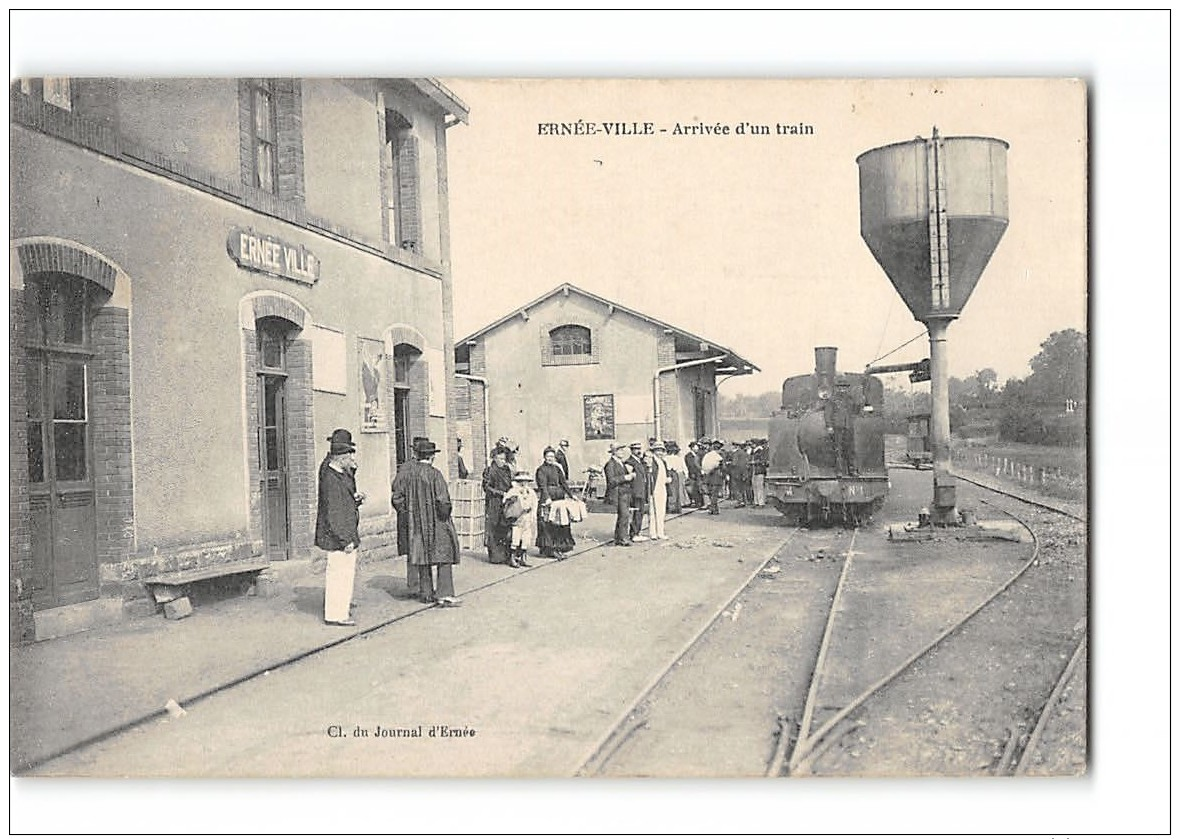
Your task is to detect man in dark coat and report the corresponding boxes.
[555,438,571,480]
[625,441,650,542]
[603,444,634,546]
[701,440,726,515]
[456,437,470,480]
[684,441,704,508]
[316,428,363,626]
[730,443,751,508]
[391,438,462,606]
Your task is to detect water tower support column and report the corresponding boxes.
[927,317,957,524]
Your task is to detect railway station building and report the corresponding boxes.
[453,283,758,480]
[9,77,468,643]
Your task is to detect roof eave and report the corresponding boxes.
[455,282,758,373]
[410,78,470,124]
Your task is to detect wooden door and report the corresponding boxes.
[27,352,98,609]
[258,373,289,560]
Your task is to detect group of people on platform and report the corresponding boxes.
[315,429,464,626]
[481,437,587,568]
[314,425,769,626]
[601,437,769,546]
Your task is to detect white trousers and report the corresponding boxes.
[650,486,667,539]
[324,549,358,622]
[753,474,766,506]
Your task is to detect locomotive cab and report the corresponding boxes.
[765,347,889,525]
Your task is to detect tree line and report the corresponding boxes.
[720,329,1086,447]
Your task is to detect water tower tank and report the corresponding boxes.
[857,134,1009,322]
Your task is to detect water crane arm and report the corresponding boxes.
[865,359,929,375]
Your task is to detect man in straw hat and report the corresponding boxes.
[391,438,462,607]
[316,429,363,626]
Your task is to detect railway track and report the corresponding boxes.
[579,525,856,777]
[580,472,1086,778]
[798,491,1086,776]
[1008,628,1087,775]
[572,526,804,777]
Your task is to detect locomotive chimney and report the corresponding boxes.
[814,347,838,392]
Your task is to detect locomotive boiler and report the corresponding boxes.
[765,347,889,525]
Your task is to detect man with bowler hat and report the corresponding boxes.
[391,438,463,606]
[603,443,634,546]
[625,441,650,541]
[315,429,364,626]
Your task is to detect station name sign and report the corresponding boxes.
[228,227,320,286]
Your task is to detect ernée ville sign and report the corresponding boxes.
[227,227,320,286]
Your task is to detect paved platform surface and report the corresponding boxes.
[12,504,787,774]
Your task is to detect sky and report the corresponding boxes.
[443,78,1087,397]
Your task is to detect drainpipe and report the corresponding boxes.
[653,355,728,441]
[455,372,489,465]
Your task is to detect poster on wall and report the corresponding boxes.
[583,394,615,440]
[358,337,386,432]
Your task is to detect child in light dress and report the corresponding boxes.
[503,470,538,568]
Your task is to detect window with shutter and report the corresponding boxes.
[385,109,422,253]
[250,80,278,194]
[239,78,304,201]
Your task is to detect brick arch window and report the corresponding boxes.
[542,323,598,366]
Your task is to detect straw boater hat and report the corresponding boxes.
[512,470,533,482]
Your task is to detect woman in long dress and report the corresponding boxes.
[535,446,575,558]
[481,446,514,564]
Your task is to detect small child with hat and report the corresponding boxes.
[502,470,538,568]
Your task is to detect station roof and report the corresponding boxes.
[410,79,469,124]
[455,282,759,377]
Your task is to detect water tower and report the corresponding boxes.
[857,129,1009,525]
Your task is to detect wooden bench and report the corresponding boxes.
[143,561,271,617]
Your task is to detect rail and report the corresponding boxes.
[786,496,1043,774]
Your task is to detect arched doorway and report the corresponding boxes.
[23,272,104,608]
[256,316,294,561]
[391,342,423,468]
[241,293,314,564]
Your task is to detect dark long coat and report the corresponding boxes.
[604,456,632,505]
[390,460,460,566]
[625,453,649,511]
[481,461,514,549]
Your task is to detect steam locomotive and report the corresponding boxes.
[765,347,889,525]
